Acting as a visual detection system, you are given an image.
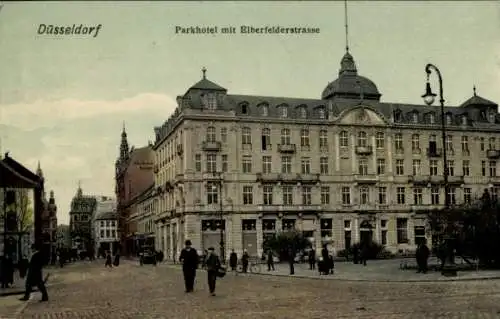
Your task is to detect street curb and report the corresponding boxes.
[246,271,500,283]
[0,289,31,297]
[148,262,500,283]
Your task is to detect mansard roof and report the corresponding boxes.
[188,78,226,92]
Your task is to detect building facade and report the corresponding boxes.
[94,211,119,256]
[114,127,155,255]
[91,196,116,255]
[127,184,156,255]
[68,185,97,252]
[152,52,499,260]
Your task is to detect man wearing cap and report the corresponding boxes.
[179,240,199,293]
[205,247,221,296]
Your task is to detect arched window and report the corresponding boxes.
[412,112,419,123]
[262,105,269,116]
[461,115,468,125]
[318,108,326,119]
[428,113,435,124]
[300,107,307,119]
[357,131,367,147]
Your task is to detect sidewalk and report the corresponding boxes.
[0,261,97,297]
[250,259,500,282]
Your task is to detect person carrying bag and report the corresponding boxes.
[205,247,224,296]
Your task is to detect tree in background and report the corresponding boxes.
[17,190,34,233]
[262,230,310,261]
[426,188,500,268]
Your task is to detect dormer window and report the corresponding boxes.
[428,113,435,124]
[206,93,217,110]
[318,108,326,119]
[461,115,468,125]
[262,105,269,117]
[489,111,496,123]
[299,107,307,119]
[240,102,249,114]
[280,105,288,118]
[446,114,452,125]
[393,110,402,122]
[412,112,418,123]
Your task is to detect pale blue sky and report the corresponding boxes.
[0,1,499,224]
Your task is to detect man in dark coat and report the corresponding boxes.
[205,247,221,296]
[416,241,430,274]
[229,250,237,272]
[308,249,316,270]
[321,245,329,275]
[267,250,275,271]
[179,240,199,293]
[241,250,249,273]
[288,247,295,275]
[20,244,49,302]
[1,255,14,288]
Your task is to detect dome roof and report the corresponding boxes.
[322,52,381,101]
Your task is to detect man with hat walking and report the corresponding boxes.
[205,247,221,296]
[179,240,199,293]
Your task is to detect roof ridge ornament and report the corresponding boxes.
[202,67,207,79]
[344,0,349,53]
[473,85,477,96]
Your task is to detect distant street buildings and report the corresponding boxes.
[69,184,97,253]
[56,224,71,249]
[92,197,118,256]
[114,125,155,256]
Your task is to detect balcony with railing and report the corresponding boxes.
[355,145,373,155]
[297,173,320,184]
[448,175,464,184]
[202,141,222,152]
[408,175,430,185]
[256,172,280,183]
[353,174,378,184]
[427,147,442,157]
[278,144,296,153]
[487,149,500,159]
[257,204,322,212]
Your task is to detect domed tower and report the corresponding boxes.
[321,51,381,101]
[322,0,381,101]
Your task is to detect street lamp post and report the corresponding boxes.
[211,173,225,263]
[421,63,457,276]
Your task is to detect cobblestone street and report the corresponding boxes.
[1,260,500,318]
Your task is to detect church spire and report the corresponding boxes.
[77,180,83,197]
[119,121,129,161]
[36,161,44,178]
